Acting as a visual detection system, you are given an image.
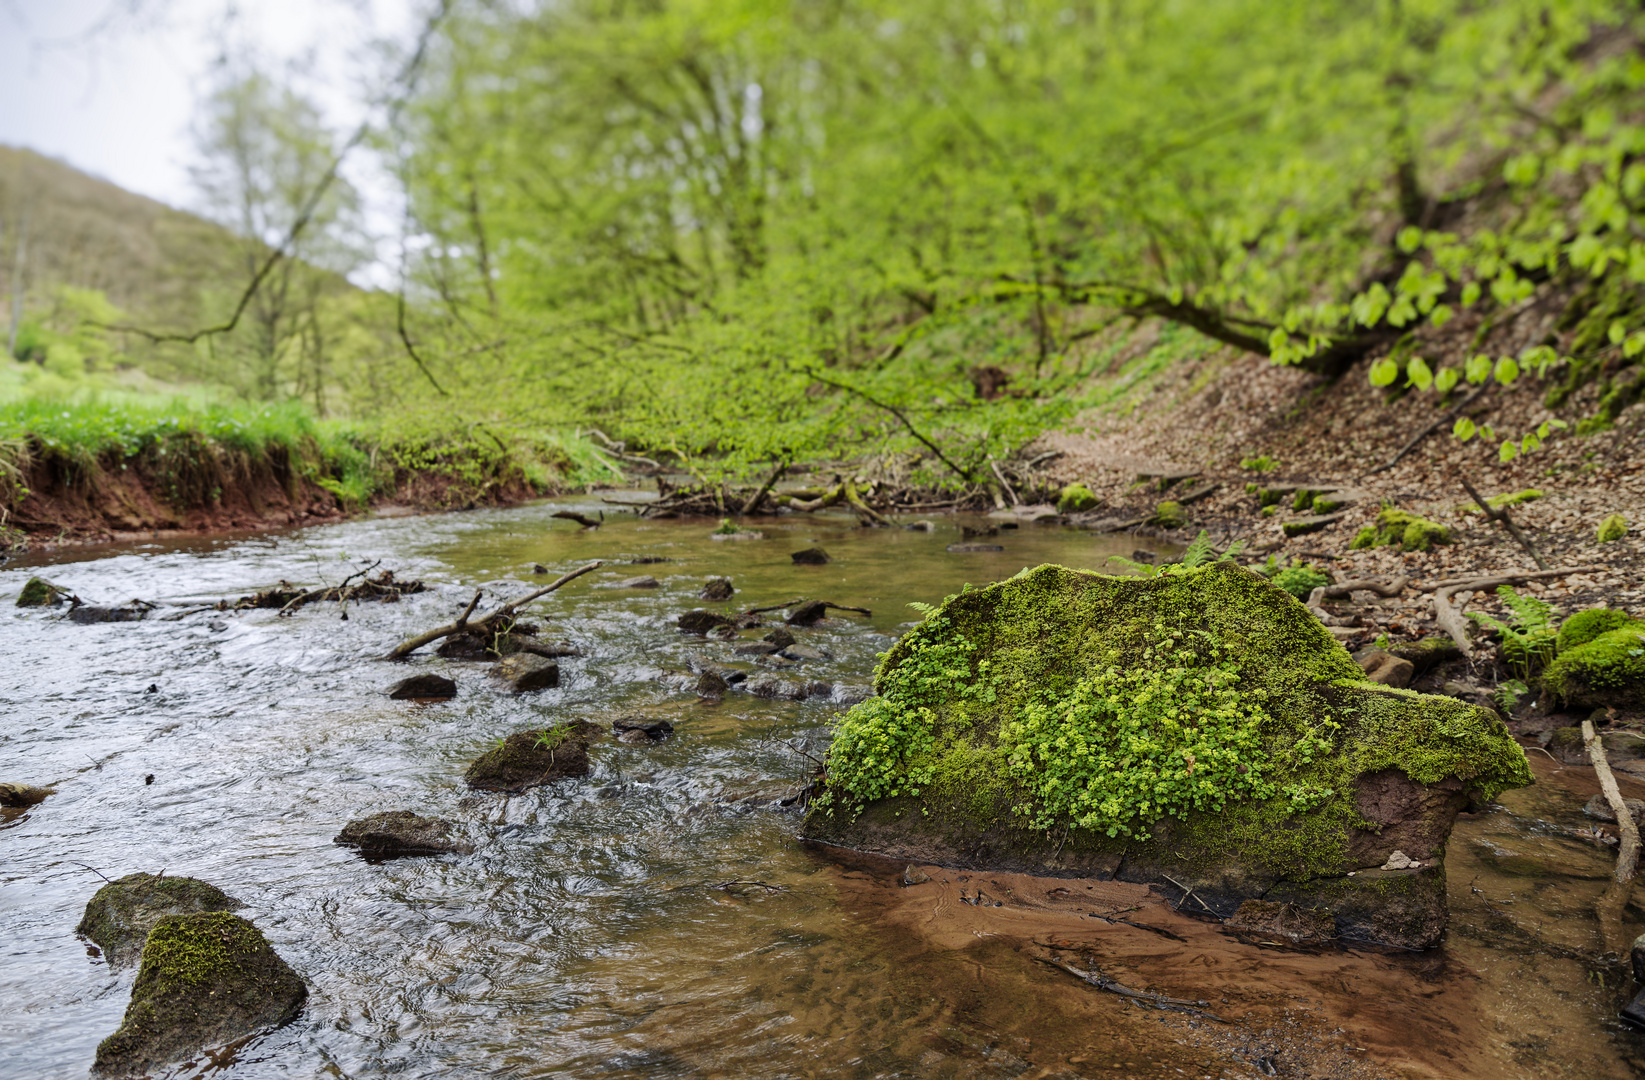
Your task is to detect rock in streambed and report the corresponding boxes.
[335,810,472,858]
[77,873,239,968]
[92,912,305,1078]
[465,722,599,792]
[802,561,1532,949]
[0,782,53,807]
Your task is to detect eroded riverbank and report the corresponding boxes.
[0,499,1639,1079]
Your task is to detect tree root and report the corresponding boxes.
[1035,958,1228,1022]
[1427,565,1609,656]
[1585,718,1640,957]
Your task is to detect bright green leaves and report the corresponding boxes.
[1453,416,1477,441]
[1369,357,1400,387]
[1405,356,1433,390]
[1499,439,1519,463]
[1503,153,1542,186]
[1350,283,1390,328]
[1465,353,1494,384]
[1494,355,1521,385]
[1434,366,1460,395]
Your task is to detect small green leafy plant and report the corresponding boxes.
[1467,585,1557,679]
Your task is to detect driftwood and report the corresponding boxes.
[1460,477,1547,570]
[1036,958,1227,1023]
[739,460,789,516]
[1321,575,1409,599]
[1428,565,1609,656]
[385,561,601,659]
[1586,719,1641,956]
[552,510,602,528]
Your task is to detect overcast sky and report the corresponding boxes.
[0,0,418,227]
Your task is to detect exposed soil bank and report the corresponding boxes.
[4,441,542,550]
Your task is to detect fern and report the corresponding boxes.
[1466,585,1557,678]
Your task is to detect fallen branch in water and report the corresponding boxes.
[739,460,789,516]
[551,510,602,529]
[385,561,601,659]
[1428,565,1609,656]
[1035,958,1227,1022]
[279,560,382,617]
[1586,718,1641,956]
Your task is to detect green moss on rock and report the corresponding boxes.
[1349,507,1451,552]
[465,722,599,792]
[77,874,238,968]
[93,912,305,1077]
[16,576,69,607]
[1558,608,1638,653]
[1056,483,1099,514]
[1543,624,1645,709]
[1599,513,1629,543]
[1149,500,1186,529]
[803,562,1530,948]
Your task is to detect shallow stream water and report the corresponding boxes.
[0,499,1641,1080]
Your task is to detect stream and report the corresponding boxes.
[1,497,1641,1080]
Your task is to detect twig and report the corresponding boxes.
[713,880,791,892]
[1360,380,1491,478]
[824,602,873,616]
[1177,482,1222,506]
[278,560,382,617]
[382,587,486,660]
[989,458,1020,506]
[1429,566,1608,656]
[1460,477,1548,570]
[1160,873,1215,914]
[744,598,806,615]
[70,862,112,884]
[551,511,602,529]
[803,371,975,483]
[1035,958,1227,1022]
[1424,565,1607,589]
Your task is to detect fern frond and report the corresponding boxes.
[1496,586,1554,634]
[1178,530,1217,568]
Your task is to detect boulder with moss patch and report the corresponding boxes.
[1056,483,1099,514]
[465,722,598,792]
[1559,608,1638,654]
[16,576,70,607]
[1349,508,1451,552]
[1149,500,1186,529]
[93,912,304,1077]
[802,562,1531,949]
[1543,623,1645,710]
[77,874,239,968]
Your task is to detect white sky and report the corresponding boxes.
[0,0,420,278]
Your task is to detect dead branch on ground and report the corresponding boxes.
[1586,718,1641,956]
[1460,477,1548,570]
[1428,565,1608,656]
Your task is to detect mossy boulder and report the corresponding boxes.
[77,874,238,968]
[802,561,1531,949]
[1387,636,1464,676]
[16,576,69,607]
[1558,607,1638,653]
[1543,624,1645,709]
[1056,483,1099,514]
[93,912,305,1077]
[1349,508,1451,552]
[465,722,598,792]
[1149,500,1186,529]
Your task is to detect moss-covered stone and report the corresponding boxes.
[16,576,69,607]
[1558,608,1638,653]
[93,912,305,1077]
[802,562,1531,949]
[1487,489,1545,509]
[1386,636,1463,676]
[77,874,238,968]
[1149,500,1186,529]
[1599,513,1629,543]
[465,722,598,792]
[1543,624,1645,709]
[1348,508,1451,552]
[1056,483,1099,514]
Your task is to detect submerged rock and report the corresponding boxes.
[93,912,305,1078]
[614,717,674,743]
[0,782,53,807]
[679,610,736,634]
[386,673,457,700]
[464,723,597,792]
[77,873,239,968]
[334,810,472,858]
[69,602,150,624]
[791,547,831,565]
[786,600,830,626]
[764,628,797,650]
[599,575,660,589]
[1223,900,1337,944]
[802,561,1531,949]
[16,576,70,607]
[489,654,560,693]
[946,543,1004,553]
[1583,793,1645,826]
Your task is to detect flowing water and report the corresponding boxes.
[0,499,1640,1080]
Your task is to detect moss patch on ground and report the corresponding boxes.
[1558,607,1638,653]
[1349,507,1451,552]
[1056,483,1098,514]
[93,912,304,1077]
[77,873,238,968]
[803,562,1531,947]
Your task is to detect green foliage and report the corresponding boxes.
[1558,607,1637,653]
[1598,513,1629,542]
[1056,483,1098,514]
[1487,489,1544,509]
[1468,586,1557,679]
[1240,456,1279,473]
[1543,623,1645,708]
[1149,500,1186,529]
[1272,565,1330,600]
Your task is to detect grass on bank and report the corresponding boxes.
[0,386,623,514]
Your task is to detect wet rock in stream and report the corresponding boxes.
[334,810,472,858]
[68,602,150,624]
[695,670,730,698]
[464,722,598,792]
[785,600,829,626]
[92,912,305,1078]
[1223,900,1337,944]
[614,717,674,743]
[0,782,54,807]
[699,577,734,600]
[764,628,797,649]
[803,561,1533,949]
[488,654,560,692]
[386,673,457,700]
[77,873,240,968]
[1583,792,1645,825]
[15,575,70,607]
[678,609,736,634]
[791,547,831,565]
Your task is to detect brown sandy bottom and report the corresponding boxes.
[806,751,1645,1080]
